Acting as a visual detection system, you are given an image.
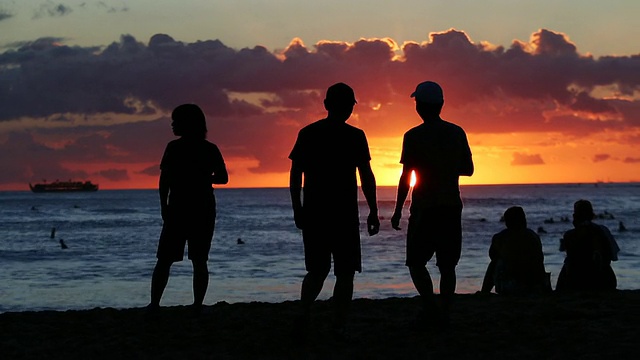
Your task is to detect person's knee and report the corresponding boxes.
[154,259,173,272]
[307,268,330,282]
[335,272,355,283]
[192,260,209,274]
[409,265,428,277]
[438,265,456,276]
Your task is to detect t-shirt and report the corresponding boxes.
[490,228,546,287]
[289,118,371,226]
[400,119,472,208]
[561,221,615,266]
[160,137,226,212]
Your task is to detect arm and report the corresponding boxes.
[358,161,379,236]
[289,160,304,230]
[391,165,412,230]
[211,164,229,184]
[459,132,474,176]
[211,146,229,184]
[159,170,169,221]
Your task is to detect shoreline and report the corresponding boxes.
[2,290,640,359]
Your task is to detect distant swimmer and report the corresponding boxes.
[537,226,547,234]
[619,221,627,232]
[237,238,245,245]
[543,218,554,224]
[50,227,56,239]
[59,239,68,249]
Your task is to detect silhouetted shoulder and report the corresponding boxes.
[289,119,368,164]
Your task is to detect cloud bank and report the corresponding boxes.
[0,29,638,186]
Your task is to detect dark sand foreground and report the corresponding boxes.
[2,290,640,359]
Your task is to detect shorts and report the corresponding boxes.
[406,205,462,268]
[156,211,216,262]
[302,224,361,276]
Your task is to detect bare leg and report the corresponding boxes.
[409,265,435,307]
[192,260,209,308]
[439,265,456,313]
[300,270,329,316]
[150,259,172,307]
[333,273,354,328]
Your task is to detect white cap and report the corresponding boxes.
[410,81,444,103]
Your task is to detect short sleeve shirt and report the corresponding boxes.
[289,119,371,226]
[160,137,226,211]
[400,120,472,207]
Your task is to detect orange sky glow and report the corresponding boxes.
[1,27,639,191]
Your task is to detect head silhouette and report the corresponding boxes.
[171,104,207,138]
[324,82,357,122]
[573,199,595,223]
[411,81,444,119]
[504,206,527,230]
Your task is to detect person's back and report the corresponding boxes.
[491,228,545,294]
[483,206,547,295]
[560,221,616,291]
[292,118,368,224]
[557,199,618,292]
[162,137,222,211]
[403,120,471,207]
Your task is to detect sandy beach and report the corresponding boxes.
[2,290,640,359]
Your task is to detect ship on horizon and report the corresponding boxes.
[29,180,99,193]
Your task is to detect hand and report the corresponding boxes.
[293,208,305,230]
[367,212,380,236]
[391,211,402,230]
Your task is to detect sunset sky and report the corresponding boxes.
[1,0,639,190]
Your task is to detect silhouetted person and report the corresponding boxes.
[50,227,56,239]
[59,239,68,249]
[289,82,379,340]
[556,200,619,292]
[391,81,474,327]
[481,206,548,295]
[149,104,228,315]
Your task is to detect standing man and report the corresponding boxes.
[289,82,380,339]
[391,81,474,327]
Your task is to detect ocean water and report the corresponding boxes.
[1,184,639,313]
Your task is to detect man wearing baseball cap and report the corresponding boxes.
[391,81,474,328]
[289,82,379,340]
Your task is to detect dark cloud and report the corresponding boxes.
[139,165,160,177]
[511,153,545,166]
[593,154,611,162]
[33,2,73,19]
[97,1,129,13]
[0,9,13,21]
[98,168,129,181]
[0,28,639,185]
[623,157,640,163]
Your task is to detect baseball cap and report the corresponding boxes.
[410,81,444,103]
[325,82,357,104]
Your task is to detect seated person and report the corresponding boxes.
[481,206,548,295]
[556,200,620,292]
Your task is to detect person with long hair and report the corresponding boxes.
[149,104,228,315]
